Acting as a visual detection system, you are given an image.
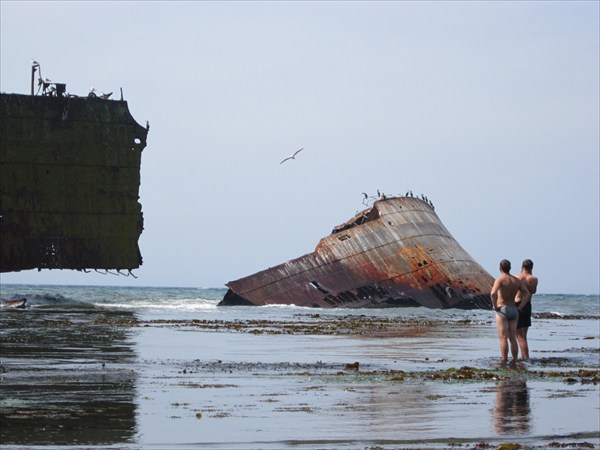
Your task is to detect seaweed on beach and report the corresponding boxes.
[168,358,600,386]
[360,366,600,385]
[54,310,598,338]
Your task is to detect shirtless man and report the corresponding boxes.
[490,259,530,362]
[515,259,539,360]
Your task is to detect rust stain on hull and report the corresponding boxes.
[220,196,493,309]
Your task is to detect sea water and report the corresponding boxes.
[1,284,598,449]
[1,283,598,319]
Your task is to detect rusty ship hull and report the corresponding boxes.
[220,196,493,309]
[1,93,148,273]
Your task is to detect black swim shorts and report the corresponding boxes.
[516,301,532,328]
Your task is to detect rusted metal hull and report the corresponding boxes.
[220,196,493,309]
[1,93,148,273]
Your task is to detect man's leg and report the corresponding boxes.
[508,319,519,361]
[495,313,509,360]
[517,327,529,360]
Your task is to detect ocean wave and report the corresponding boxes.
[96,299,219,311]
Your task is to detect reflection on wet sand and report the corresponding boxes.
[0,304,138,446]
[492,379,531,434]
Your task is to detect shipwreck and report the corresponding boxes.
[220,195,493,309]
[0,62,148,273]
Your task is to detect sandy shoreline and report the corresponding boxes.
[1,309,599,449]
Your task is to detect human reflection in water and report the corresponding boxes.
[492,379,531,434]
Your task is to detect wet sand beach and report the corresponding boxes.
[1,298,599,449]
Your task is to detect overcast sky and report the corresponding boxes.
[1,1,598,295]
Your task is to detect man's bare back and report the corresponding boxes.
[491,273,524,308]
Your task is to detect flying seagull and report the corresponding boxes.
[280,148,304,164]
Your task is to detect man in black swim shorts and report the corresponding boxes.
[491,259,531,362]
[516,259,538,360]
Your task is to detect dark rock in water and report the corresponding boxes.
[344,362,360,371]
[0,297,27,308]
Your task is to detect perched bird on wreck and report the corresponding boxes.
[280,148,304,164]
[363,192,369,206]
[362,192,369,206]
